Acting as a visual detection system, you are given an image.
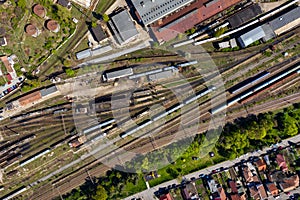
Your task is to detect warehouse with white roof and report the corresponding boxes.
[237,26,266,48]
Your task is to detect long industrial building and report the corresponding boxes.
[149,0,243,43]
[266,6,300,35]
[131,0,195,26]
[103,68,133,82]
[237,6,300,48]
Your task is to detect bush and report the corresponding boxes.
[65,68,75,77]
[102,14,109,22]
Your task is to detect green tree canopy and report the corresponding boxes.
[102,14,110,22]
[92,185,108,200]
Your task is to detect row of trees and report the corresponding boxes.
[62,103,300,199]
[217,104,300,159]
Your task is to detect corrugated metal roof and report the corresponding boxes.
[268,7,300,31]
[105,68,133,81]
[237,26,266,48]
[76,49,92,60]
[40,86,58,97]
[110,10,138,44]
[131,0,195,25]
[261,24,276,42]
[92,45,112,56]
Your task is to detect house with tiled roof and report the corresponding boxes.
[253,158,267,171]
[276,154,288,172]
[279,174,299,193]
[266,183,278,196]
[230,194,246,200]
[159,193,173,200]
[256,184,267,199]
[228,180,246,200]
[242,166,254,183]
[212,186,227,200]
[249,186,260,200]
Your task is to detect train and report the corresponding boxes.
[120,86,216,139]
[1,186,27,200]
[82,119,116,135]
[19,148,51,167]
[177,61,198,68]
[229,71,270,94]
[10,103,70,121]
[210,64,300,115]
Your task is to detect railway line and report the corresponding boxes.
[31,60,300,200]
[2,31,300,200]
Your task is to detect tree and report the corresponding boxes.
[102,14,110,22]
[63,59,72,67]
[141,157,149,171]
[17,0,26,9]
[92,185,108,200]
[65,68,75,77]
[92,21,97,28]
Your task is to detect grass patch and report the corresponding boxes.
[95,0,116,14]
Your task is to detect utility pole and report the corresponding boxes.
[61,114,67,136]
[86,168,95,185]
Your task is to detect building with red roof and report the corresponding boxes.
[266,183,278,196]
[276,154,288,172]
[253,158,267,171]
[150,0,242,43]
[279,174,299,193]
[159,193,173,200]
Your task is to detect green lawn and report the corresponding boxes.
[148,149,225,187]
[95,0,116,14]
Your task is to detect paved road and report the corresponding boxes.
[125,134,300,200]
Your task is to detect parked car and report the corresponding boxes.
[199,174,205,178]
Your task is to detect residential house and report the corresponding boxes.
[230,194,246,200]
[90,24,107,43]
[56,0,71,9]
[180,187,190,200]
[229,180,238,193]
[266,183,278,196]
[242,166,254,183]
[215,186,227,200]
[279,174,299,193]
[228,180,246,200]
[276,154,288,172]
[159,193,173,200]
[253,158,267,171]
[256,184,267,199]
[0,56,14,74]
[249,186,260,200]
